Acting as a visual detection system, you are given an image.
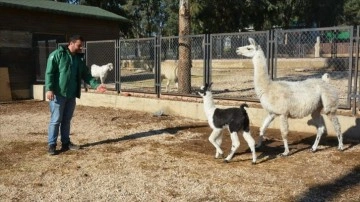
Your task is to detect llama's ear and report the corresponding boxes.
[208,82,213,90]
[248,38,256,46]
[198,86,206,96]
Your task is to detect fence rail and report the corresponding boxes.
[36,25,360,114]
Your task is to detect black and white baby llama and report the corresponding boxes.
[198,83,257,164]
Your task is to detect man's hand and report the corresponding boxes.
[96,84,106,93]
[46,91,54,101]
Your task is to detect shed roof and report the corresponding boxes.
[0,0,128,22]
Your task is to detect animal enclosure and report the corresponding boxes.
[35,26,360,112]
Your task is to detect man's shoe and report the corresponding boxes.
[48,145,56,155]
[61,142,80,151]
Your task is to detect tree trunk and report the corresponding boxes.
[178,0,191,94]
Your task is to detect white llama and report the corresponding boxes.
[236,38,343,156]
[154,61,178,92]
[198,82,257,164]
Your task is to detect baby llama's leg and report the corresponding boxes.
[258,113,276,148]
[328,113,343,151]
[208,129,224,158]
[310,109,326,152]
[279,115,290,156]
[215,132,223,158]
[224,131,240,162]
[242,130,257,164]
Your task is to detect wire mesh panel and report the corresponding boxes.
[119,38,156,93]
[86,40,116,90]
[36,40,57,82]
[210,32,269,100]
[160,35,205,95]
[274,27,353,107]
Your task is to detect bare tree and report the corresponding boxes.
[178,0,191,93]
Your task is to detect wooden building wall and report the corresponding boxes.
[0,6,122,99]
[0,7,120,41]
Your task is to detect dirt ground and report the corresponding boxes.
[0,100,360,202]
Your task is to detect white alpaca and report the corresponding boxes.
[91,63,114,84]
[236,38,343,156]
[198,83,257,164]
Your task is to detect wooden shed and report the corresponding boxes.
[0,0,128,100]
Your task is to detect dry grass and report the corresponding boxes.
[0,101,359,202]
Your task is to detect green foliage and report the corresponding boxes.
[343,0,360,25]
[56,0,360,37]
[121,0,167,37]
[191,0,248,33]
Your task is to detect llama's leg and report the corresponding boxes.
[328,113,343,151]
[257,113,276,148]
[310,110,325,152]
[160,76,164,91]
[242,130,257,164]
[279,115,290,156]
[224,132,240,162]
[215,132,223,158]
[174,77,178,90]
[166,80,170,92]
[208,129,224,158]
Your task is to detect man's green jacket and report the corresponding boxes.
[45,46,99,98]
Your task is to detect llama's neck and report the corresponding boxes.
[253,49,271,96]
[202,92,216,118]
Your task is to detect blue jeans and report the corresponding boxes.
[48,95,76,146]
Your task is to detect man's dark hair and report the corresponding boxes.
[68,35,84,43]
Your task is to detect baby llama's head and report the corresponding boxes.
[198,82,213,97]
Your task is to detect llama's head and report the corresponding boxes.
[236,38,260,58]
[322,73,330,83]
[198,82,213,97]
[107,63,114,71]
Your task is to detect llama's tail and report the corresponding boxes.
[322,73,330,83]
[240,103,249,109]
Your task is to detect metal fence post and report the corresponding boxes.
[352,26,360,114]
[155,35,161,98]
[203,34,211,85]
[268,30,275,79]
[116,39,120,93]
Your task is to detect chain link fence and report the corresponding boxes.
[209,32,269,101]
[119,38,156,93]
[273,26,354,107]
[36,25,360,111]
[35,40,57,82]
[86,40,117,90]
[159,35,205,95]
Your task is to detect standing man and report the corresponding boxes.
[45,35,106,155]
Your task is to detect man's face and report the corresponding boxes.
[69,40,83,54]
